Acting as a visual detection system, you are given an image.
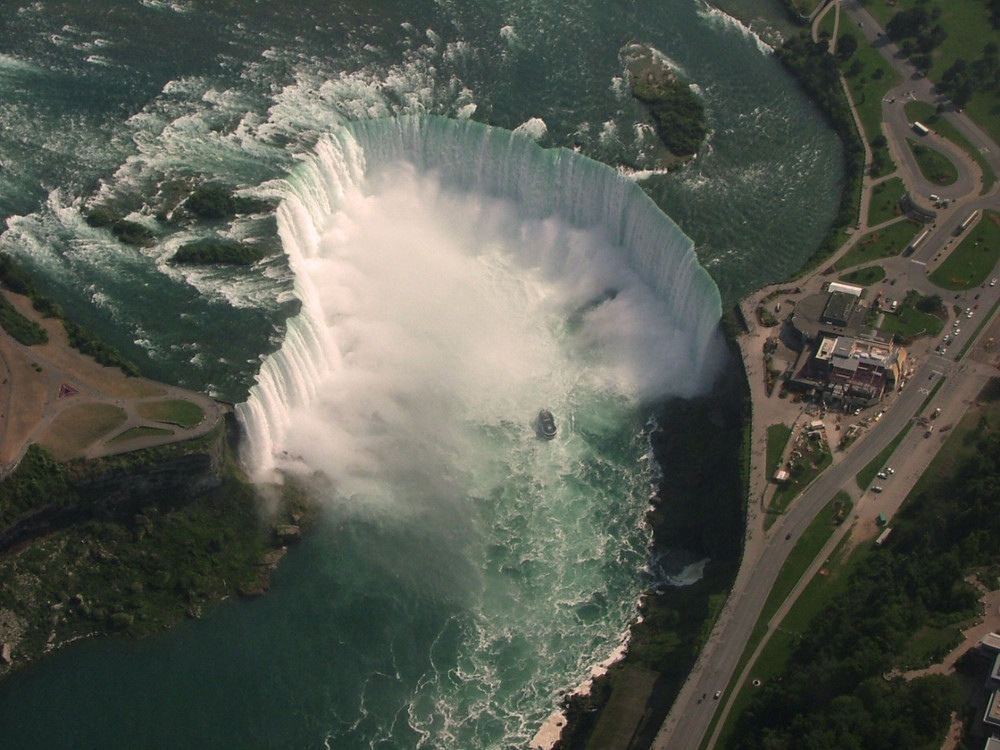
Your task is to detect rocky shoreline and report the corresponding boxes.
[0,422,320,683]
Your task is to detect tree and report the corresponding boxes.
[836,33,858,61]
[887,6,929,40]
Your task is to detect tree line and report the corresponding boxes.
[727,384,1000,749]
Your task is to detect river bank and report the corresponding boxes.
[0,417,321,682]
[544,336,749,750]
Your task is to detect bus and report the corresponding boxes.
[875,527,893,547]
[912,121,930,136]
[955,210,979,235]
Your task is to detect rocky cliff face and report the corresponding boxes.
[0,428,226,553]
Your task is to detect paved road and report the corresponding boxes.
[652,350,962,749]
[650,4,1000,748]
[0,290,222,468]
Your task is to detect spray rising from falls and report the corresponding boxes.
[233,115,726,746]
[237,115,724,484]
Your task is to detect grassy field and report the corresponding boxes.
[878,297,946,341]
[929,210,1000,290]
[136,399,205,428]
[760,491,852,626]
[817,3,836,40]
[867,176,906,225]
[834,218,923,270]
[904,101,997,194]
[906,138,959,185]
[837,18,902,176]
[108,426,175,445]
[765,423,792,476]
[37,403,127,461]
[895,623,963,671]
[839,264,886,286]
[708,494,859,750]
[863,0,1000,146]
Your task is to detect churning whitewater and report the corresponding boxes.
[0,0,847,746]
[234,116,724,746]
[238,116,723,480]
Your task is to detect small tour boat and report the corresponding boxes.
[536,409,557,439]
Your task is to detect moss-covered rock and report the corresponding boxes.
[172,238,264,266]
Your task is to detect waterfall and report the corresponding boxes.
[236,115,723,481]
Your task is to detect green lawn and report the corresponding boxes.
[867,176,906,225]
[766,423,793,475]
[761,492,853,626]
[136,399,205,428]
[906,138,959,185]
[834,218,923,270]
[108,426,175,445]
[837,20,902,177]
[877,300,946,341]
[38,403,128,462]
[904,101,997,194]
[896,624,963,671]
[817,4,837,41]
[929,210,1000,290]
[863,0,1000,147]
[839,265,886,286]
[710,496,859,750]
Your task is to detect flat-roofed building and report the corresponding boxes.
[789,333,905,406]
[822,291,858,328]
[826,282,864,297]
[985,689,1000,730]
[981,633,1000,653]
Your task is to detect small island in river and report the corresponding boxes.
[623,42,708,168]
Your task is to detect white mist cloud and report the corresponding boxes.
[240,125,722,495]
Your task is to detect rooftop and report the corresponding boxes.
[982,633,1000,653]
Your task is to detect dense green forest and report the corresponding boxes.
[631,73,708,158]
[727,386,1000,749]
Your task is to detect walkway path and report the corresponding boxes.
[0,290,222,469]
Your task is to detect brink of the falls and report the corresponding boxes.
[236,115,724,483]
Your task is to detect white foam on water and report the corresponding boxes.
[696,1,775,56]
[237,116,724,484]
[513,117,547,141]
